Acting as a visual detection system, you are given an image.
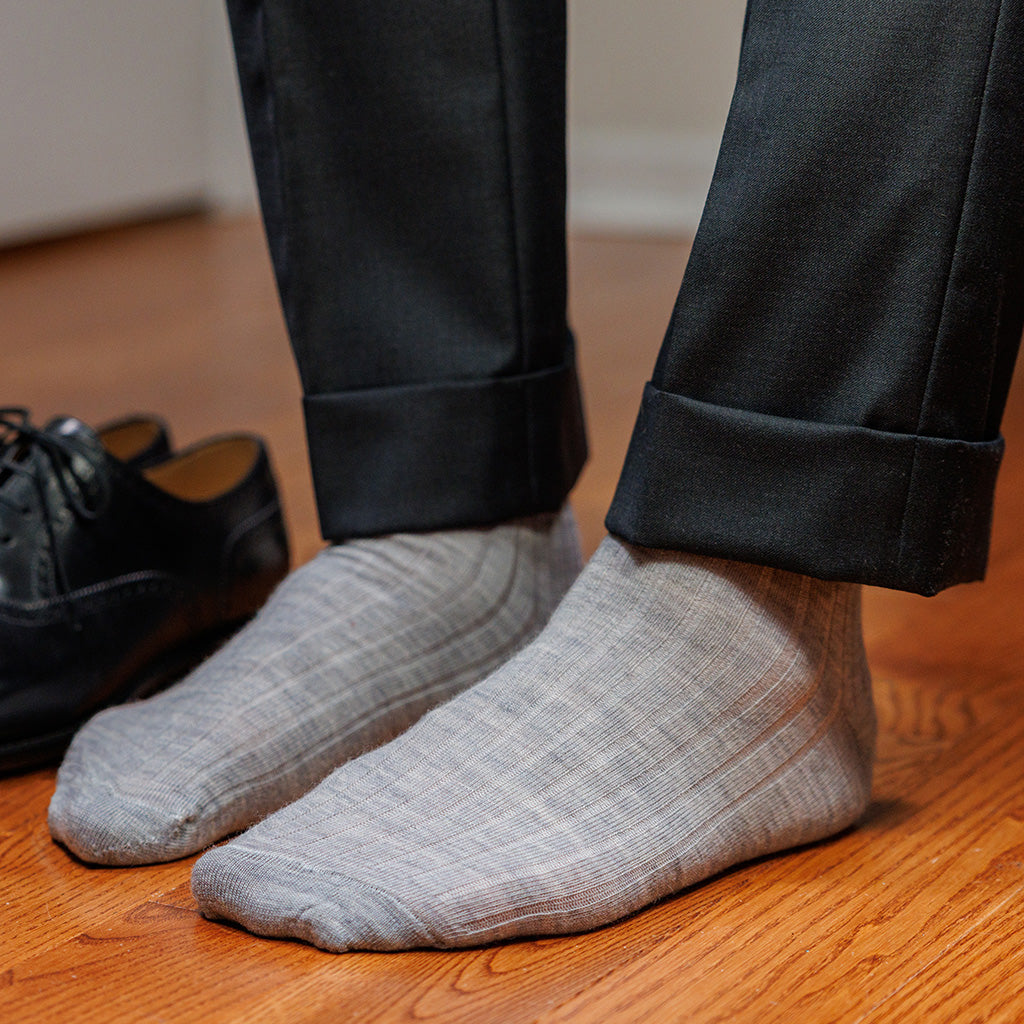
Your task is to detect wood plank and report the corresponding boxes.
[2,215,1024,1022]
[533,700,1024,1023]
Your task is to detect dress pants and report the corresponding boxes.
[225,0,1024,597]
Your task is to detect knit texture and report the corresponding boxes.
[48,508,581,864]
[192,536,876,950]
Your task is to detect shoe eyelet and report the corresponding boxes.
[0,534,12,546]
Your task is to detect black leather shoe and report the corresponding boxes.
[0,410,290,772]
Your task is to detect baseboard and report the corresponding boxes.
[568,128,720,238]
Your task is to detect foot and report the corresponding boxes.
[191,537,876,951]
[48,507,581,864]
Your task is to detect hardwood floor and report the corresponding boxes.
[2,215,1024,1022]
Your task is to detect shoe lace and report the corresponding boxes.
[0,407,108,609]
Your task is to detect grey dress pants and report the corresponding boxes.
[226,0,1024,596]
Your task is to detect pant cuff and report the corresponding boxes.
[303,355,587,539]
[606,384,1003,595]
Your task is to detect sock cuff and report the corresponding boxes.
[606,382,1003,595]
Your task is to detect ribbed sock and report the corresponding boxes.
[48,508,581,864]
[191,536,876,951]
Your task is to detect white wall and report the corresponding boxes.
[0,3,202,242]
[0,2,746,244]
[200,1,258,211]
[568,0,746,234]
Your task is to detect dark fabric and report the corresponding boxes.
[610,385,1003,595]
[609,0,1024,594]
[225,0,586,538]
[229,0,1024,594]
[303,351,584,537]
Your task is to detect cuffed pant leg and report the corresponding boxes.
[225,0,586,538]
[608,0,1024,595]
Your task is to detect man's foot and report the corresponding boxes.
[48,507,581,864]
[191,537,876,951]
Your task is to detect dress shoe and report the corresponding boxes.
[0,410,289,772]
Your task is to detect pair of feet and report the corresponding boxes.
[48,508,876,952]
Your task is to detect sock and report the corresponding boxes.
[191,536,876,951]
[48,507,581,865]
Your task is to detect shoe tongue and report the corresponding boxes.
[45,416,99,444]
[43,416,105,458]
[0,417,106,507]
[36,417,111,514]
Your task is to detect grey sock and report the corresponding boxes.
[48,507,581,865]
[191,537,876,951]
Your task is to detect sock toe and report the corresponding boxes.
[186,539,875,950]
[47,510,581,866]
[192,845,434,951]
[48,782,206,865]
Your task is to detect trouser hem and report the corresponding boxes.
[304,355,587,539]
[606,383,1003,595]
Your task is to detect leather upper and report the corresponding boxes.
[0,414,289,747]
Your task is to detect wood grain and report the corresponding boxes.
[2,215,1024,1022]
